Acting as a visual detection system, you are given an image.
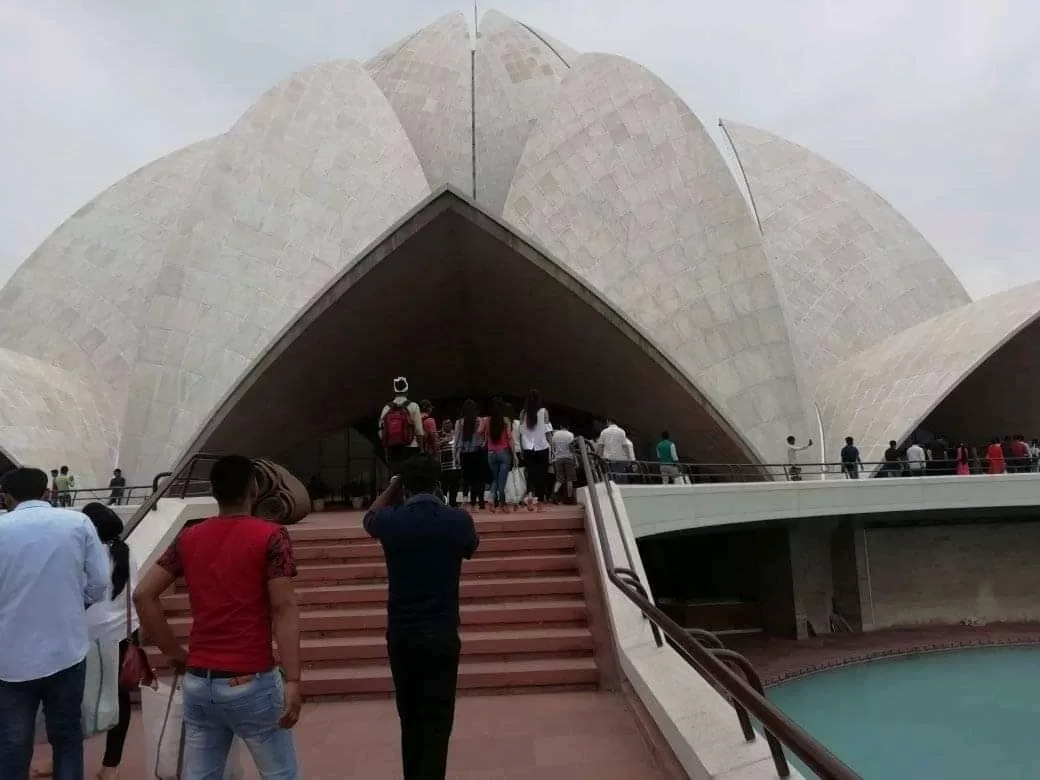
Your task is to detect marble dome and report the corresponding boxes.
[0,11,1034,484]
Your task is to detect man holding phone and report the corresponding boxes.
[364,456,479,780]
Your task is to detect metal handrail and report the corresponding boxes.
[55,484,155,505]
[609,456,997,483]
[575,437,860,780]
[121,453,222,540]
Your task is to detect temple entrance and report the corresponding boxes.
[276,397,622,507]
[188,192,755,481]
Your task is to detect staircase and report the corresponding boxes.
[152,506,602,697]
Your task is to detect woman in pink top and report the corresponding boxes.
[480,398,514,512]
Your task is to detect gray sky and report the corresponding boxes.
[2,0,1037,297]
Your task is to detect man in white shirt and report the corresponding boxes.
[905,442,927,475]
[0,467,110,778]
[785,435,813,481]
[596,419,634,484]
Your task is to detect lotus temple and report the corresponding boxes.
[0,9,1037,491]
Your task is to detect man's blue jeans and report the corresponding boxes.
[0,659,86,780]
[182,669,298,780]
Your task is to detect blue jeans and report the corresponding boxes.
[0,659,86,780]
[487,449,511,506]
[182,670,299,780]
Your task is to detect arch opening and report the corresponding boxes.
[187,192,755,483]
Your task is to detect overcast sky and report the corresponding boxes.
[2,0,1037,297]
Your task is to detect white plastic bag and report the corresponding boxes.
[505,467,526,505]
[141,678,246,779]
[82,639,120,736]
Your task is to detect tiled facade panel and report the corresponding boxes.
[723,121,971,382]
[474,11,570,215]
[0,140,218,435]
[0,349,117,481]
[117,61,430,481]
[503,54,810,463]
[366,13,474,195]
[815,280,1040,466]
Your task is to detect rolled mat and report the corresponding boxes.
[250,459,311,525]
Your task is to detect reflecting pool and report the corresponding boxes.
[768,646,1040,779]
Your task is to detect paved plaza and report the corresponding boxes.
[70,691,671,778]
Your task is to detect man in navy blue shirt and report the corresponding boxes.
[363,455,478,780]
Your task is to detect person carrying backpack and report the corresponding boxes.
[380,377,425,479]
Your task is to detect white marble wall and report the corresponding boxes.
[116,60,431,482]
[474,10,571,215]
[0,348,117,484]
[815,281,1040,466]
[723,121,971,384]
[504,54,811,464]
[366,12,474,195]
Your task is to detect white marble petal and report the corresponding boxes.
[366,12,474,195]
[0,348,117,484]
[816,281,1040,467]
[474,10,571,215]
[504,54,810,463]
[116,60,431,481]
[722,121,971,382]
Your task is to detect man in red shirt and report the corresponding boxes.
[135,455,302,779]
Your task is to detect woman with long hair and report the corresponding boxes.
[454,399,486,510]
[83,502,139,779]
[518,389,552,511]
[481,398,514,512]
[955,441,971,476]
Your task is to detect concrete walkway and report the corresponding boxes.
[79,690,671,778]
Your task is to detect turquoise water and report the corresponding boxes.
[768,646,1040,779]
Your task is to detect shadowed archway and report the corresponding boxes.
[179,190,757,471]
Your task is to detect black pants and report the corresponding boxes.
[387,446,420,479]
[522,449,551,502]
[459,451,486,508]
[387,630,461,780]
[102,636,135,767]
[440,467,460,507]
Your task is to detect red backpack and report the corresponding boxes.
[382,402,415,448]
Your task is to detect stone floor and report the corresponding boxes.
[727,622,1040,686]
[75,691,670,779]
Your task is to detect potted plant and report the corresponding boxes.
[307,475,329,512]
[348,478,367,510]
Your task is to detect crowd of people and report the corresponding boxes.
[377,378,585,512]
[786,433,1040,480]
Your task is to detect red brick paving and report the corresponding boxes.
[726,622,1040,686]
[70,691,669,778]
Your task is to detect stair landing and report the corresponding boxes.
[76,691,674,779]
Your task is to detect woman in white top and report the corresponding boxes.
[30,503,140,779]
[83,502,140,779]
[517,389,553,510]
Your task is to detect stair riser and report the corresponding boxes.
[161,578,586,612]
[292,537,577,562]
[298,667,599,697]
[167,622,589,643]
[289,517,584,544]
[150,637,594,669]
[166,604,589,635]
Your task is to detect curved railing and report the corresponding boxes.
[120,453,222,540]
[53,483,155,506]
[575,437,860,779]
[609,457,993,483]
